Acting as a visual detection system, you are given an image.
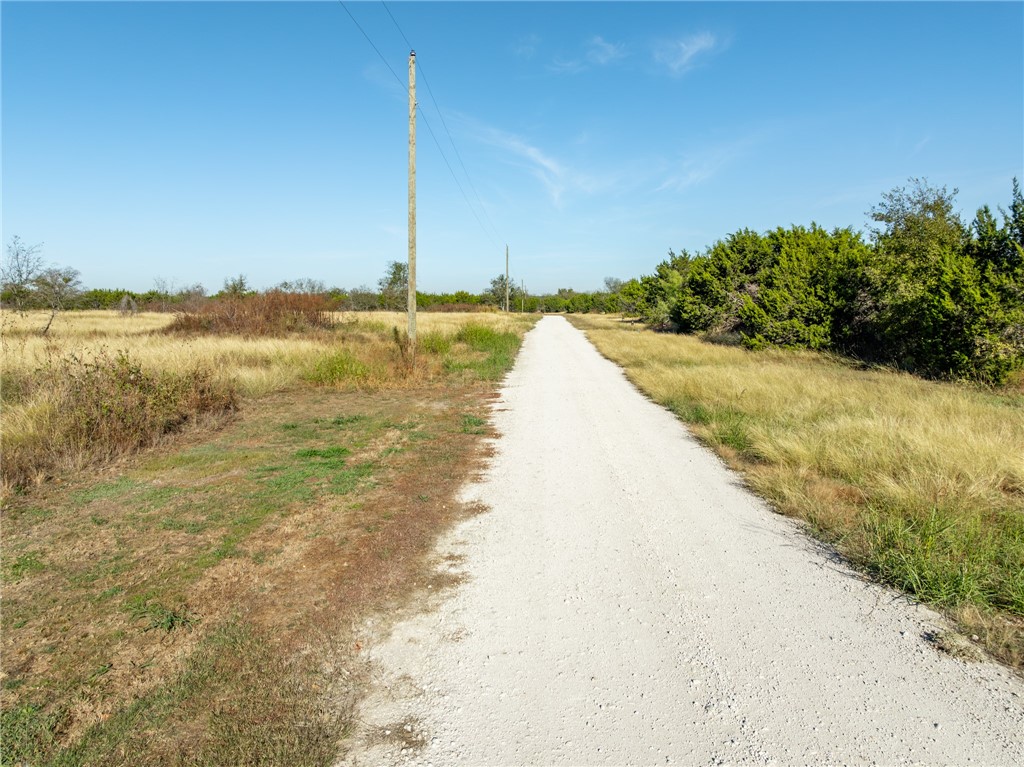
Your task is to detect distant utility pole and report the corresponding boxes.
[505,244,510,313]
[407,50,417,351]
[521,279,525,313]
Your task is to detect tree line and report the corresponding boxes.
[4,178,1021,382]
[612,179,1024,384]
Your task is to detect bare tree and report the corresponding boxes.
[117,293,138,316]
[1,236,45,311]
[604,276,624,294]
[36,266,82,335]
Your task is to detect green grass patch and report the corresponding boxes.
[6,551,45,581]
[451,324,523,380]
[304,349,370,384]
[461,414,487,434]
[857,506,1024,614]
[125,596,199,633]
[419,331,452,355]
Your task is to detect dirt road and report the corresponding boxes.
[342,316,1023,766]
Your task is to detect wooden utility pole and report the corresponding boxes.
[521,279,525,313]
[407,51,417,351]
[505,244,510,312]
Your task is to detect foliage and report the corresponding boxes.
[482,274,524,309]
[621,179,1024,383]
[35,265,84,335]
[378,260,409,311]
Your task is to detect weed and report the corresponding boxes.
[304,349,370,384]
[7,551,45,580]
[461,414,487,434]
[160,518,206,534]
[419,331,452,355]
[0,703,65,766]
[452,324,522,380]
[295,445,350,462]
[125,597,199,633]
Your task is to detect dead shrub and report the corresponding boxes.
[165,292,335,336]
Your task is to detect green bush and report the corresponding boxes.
[628,178,1024,384]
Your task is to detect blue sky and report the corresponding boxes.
[3,1,1022,295]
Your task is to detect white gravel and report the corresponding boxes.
[341,315,1023,766]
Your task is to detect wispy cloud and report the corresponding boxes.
[481,128,570,204]
[458,116,617,207]
[587,36,626,66]
[654,32,718,76]
[911,135,931,156]
[512,33,541,59]
[656,135,756,193]
[549,57,588,75]
[548,35,626,74]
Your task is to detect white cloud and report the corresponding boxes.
[654,32,718,76]
[512,33,541,59]
[548,35,626,74]
[656,135,756,193]
[587,36,626,66]
[458,116,619,207]
[549,57,587,75]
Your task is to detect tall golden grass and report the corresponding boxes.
[2,310,531,395]
[1,309,534,493]
[570,315,1024,667]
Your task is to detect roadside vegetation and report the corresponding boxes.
[1,305,534,765]
[615,179,1024,385]
[570,314,1024,668]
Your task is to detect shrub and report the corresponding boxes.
[166,292,334,336]
[303,350,371,384]
[2,350,237,490]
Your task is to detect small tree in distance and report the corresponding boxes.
[36,266,83,335]
[1,236,45,311]
[378,261,408,310]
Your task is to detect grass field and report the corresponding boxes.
[569,315,1024,669]
[0,308,535,765]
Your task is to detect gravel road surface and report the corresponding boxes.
[342,316,1023,766]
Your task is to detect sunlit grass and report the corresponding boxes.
[571,314,1024,667]
[1,309,535,493]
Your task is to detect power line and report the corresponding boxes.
[380,2,505,248]
[336,1,405,90]
[418,111,502,251]
[337,1,504,252]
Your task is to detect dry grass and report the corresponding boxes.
[1,310,534,494]
[570,315,1024,668]
[1,309,535,765]
[2,310,533,397]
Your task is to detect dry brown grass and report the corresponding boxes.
[1,310,534,494]
[570,314,1024,669]
[1,309,535,765]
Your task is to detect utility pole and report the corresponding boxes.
[407,50,417,352]
[521,279,525,313]
[505,244,510,312]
